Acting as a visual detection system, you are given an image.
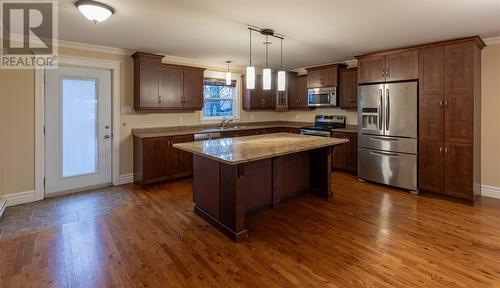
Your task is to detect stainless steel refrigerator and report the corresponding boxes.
[358,81,418,192]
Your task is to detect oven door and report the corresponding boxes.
[300,129,331,137]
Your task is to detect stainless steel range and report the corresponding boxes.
[358,81,418,192]
[300,115,346,137]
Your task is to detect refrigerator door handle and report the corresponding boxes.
[385,88,390,131]
[378,88,383,131]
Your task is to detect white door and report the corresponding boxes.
[45,66,112,196]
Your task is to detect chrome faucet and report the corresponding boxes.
[221,118,233,129]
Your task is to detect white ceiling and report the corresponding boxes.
[59,0,500,70]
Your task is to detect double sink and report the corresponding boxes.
[194,126,249,141]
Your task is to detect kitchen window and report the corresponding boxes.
[201,74,239,121]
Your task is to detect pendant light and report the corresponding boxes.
[225,61,232,85]
[277,38,286,91]
[75,0,114,23]
[262,35,272,91]
[246,30,255,89]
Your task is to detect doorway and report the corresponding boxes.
[44,66,112,196]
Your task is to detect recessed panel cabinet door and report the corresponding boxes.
[444,143,473,200]
[444,42,475,144]
[339,68,357,108]
[357,55,386,84]
[159,65,184,108]
[331,132,346,170]
[183,68,204,109]
[321,67,338,87]
[307,69,323,88]
[136,56,160,108]
[168,135,194,178]
[345,133,358,173]
[385,49,418,82]
[142,137,168,183]
[419,46,444,141]
[419,140,444,194]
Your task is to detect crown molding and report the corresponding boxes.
[57,40,132,55]
[484,36,500,46]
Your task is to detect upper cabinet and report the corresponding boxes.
[338,67,358,109]
[356,48,418,84]
[306,64,345,88]
[288,74,309,109]
[133,52,205,111]
[242,74,276,111]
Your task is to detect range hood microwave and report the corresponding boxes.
[307,87,338,107]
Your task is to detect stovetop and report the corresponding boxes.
[301,115,346,131]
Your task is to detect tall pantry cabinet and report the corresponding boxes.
[418,37,484,201]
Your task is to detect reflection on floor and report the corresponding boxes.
[1,172,500,287]
[0,186,130,240]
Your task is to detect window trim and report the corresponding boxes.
[200,70,241,122]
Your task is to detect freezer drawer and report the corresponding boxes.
[359,134,417,154]
[358,148,417,191]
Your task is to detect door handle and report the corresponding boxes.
[104,135,111,139]
[370,151,399,157]
[385,88,390,131]
[378,89,383,130]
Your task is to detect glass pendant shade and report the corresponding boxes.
[277,71,286,91]
[263,68,272,90]
[246,66,255,89]
[225,71,231,85]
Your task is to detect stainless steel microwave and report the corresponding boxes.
[307,87,338,107]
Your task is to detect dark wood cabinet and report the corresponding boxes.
[418,37,484,201]
[331,132,357,173]
[306,65,345,88]
[288,75,309,109]
[356,49,418,84]
[339,68,358,108]
[242,75,276,111]
[133,52,205,111]
[133,53,162,109]
[134,134,194,185]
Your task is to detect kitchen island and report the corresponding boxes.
[173,133,348,242]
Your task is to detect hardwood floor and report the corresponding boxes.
[1,172,500,287]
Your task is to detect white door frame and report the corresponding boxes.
[35,55,121,200]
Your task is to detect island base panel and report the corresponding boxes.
[309,147,333,198]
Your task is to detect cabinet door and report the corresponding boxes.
[237,129,265,137]
[307,69,323,88]
[168,134,194,179]
[339,68,358,108]
[444,143,473,200]
[290,75,308,109]
[444,42,474,144]
[385,49,418,82]
[321,67,338,87]
[183,68,204,109]
[331,132,346,170]
[357,55,386,84]
[345,133,358,173]
[159,65,184,108]
[142,137,168,183]
[419,46,444,141]
[135,55,160,108]
[419,140,444,194]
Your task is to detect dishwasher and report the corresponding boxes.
[193,132,221,141]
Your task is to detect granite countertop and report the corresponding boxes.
[132,121,312,138]
[173,132,349,165]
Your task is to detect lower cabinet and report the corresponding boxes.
[419,140,473,200]
[134,134,194,185]
[331,132,357,173]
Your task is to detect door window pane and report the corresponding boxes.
[62,77,98,177]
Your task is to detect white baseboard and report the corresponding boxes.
[119,173,134,185]
[0,199,6,218]
[3,190,37,207]
[481,185,500,199]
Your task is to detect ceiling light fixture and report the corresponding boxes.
[226,61,232,85]
[246,30,255,90]
[75,0,114,24]
[246,26,285,91]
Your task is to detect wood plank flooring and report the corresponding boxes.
[1,172,500,287]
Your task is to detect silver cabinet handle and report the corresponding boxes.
[444,99,448,107]
[385,88,390,131]
[382,69,385,77]
[444,147,448,154]
[439,146,443,154]
[439,99,443,107]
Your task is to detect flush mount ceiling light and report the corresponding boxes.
[75,0,114,23]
